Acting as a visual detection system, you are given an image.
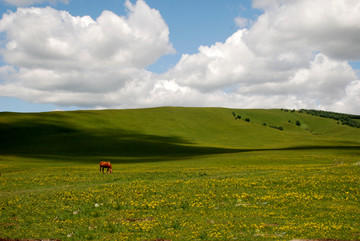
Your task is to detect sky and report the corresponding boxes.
[0,0,359,114]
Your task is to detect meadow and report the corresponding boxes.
[0,107,359,240]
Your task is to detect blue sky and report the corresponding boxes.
[0,0,359,114]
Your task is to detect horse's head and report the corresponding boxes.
[109,165,113,174]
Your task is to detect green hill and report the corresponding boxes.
[1,107,360,241]
[0,107,359,162]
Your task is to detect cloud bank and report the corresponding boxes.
[0,0,359,113]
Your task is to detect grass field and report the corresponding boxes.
[0,107,359,240]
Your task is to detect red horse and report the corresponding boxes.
[99,161,112,174]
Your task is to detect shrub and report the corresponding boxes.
[232,112,241,120]
[269,125,283,131]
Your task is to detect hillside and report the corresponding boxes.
[0,107,359,162]
[1,107,360,241]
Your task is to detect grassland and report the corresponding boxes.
[0,107,359,240]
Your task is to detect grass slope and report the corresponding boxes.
[0,107,359,163]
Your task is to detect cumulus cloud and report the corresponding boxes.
[163,30,254,91]
[249,0,360,61]
[162,0,360,114]
[0,3,173,70]
[0,0,174,107]
[235,53,358,109]
[0,0,360,114]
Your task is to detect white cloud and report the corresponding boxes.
[234,16,248,28]
[160,0,360,113]
[0,0,360,114]
[234,53,358,110]
[0,0,174,106]
[248,0,360,61]
[1,0,68,7]
[0,3,173,70]
[163,30,254,91]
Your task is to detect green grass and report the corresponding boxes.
[1,107,359,158]
[0,107,359,240]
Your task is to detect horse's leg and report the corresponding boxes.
[100,165,101,173]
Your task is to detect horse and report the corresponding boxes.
[99,161,112,174]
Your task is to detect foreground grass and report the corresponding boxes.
[1,153,359,241]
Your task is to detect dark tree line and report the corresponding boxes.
[299,109,360,128]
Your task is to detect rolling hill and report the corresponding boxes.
[1,107,360,240]
[0,107,359,163]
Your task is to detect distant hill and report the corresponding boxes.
[0,107,359,162]
[299,109,360,128]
